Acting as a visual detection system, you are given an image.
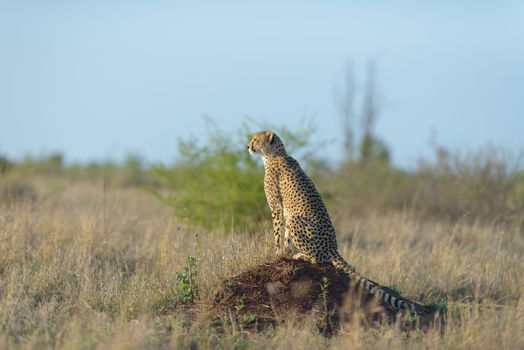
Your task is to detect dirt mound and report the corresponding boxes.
[210,258,442,334]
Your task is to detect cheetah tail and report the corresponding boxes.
[330,250,357,274]
[330,250,418,314]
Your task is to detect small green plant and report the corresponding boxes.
[388,285,402,295]
[151,256,199,315]
[226,279,238,288]
[404,312,421,323]
[427,300,448,312]
[175,256,199,304]
[235,295,246,312]
[242,314,257,324]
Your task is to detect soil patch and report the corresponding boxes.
[209,258,443,335]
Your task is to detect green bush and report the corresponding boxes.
[151,118,319,232]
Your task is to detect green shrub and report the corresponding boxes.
[151,118,319,232]
[175,256,199,304]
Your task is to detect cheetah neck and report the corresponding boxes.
[261,154,286,169]
[261,155,269,168]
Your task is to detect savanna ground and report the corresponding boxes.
[1,127,524,349]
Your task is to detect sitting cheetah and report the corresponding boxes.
[248,130,421,313]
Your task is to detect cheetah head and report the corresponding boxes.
[247,131,286,158]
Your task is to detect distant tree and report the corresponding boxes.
[336,59,390,167]
[336,61,357,162]
[360,61,381,165]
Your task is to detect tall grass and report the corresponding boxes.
[0,178,523,349]
[327,146,524,225]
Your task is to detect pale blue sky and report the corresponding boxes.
[1,1,523,167]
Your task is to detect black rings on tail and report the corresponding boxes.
[330,250,417,313]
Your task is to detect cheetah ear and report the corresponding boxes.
[268,132,275,144]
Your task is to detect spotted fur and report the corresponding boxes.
[248,130,420,314]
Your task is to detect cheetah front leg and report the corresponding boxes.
[270,208,285,255]
[292,252,310,261]
[282,216,293,255]
[283,235,293,255]
[265,175,285,256]
[264,171,286,256]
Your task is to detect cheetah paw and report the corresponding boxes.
[292,252,308,261]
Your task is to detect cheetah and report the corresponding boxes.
[247,130,422,314]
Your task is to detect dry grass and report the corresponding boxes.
[1,177,523,349]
